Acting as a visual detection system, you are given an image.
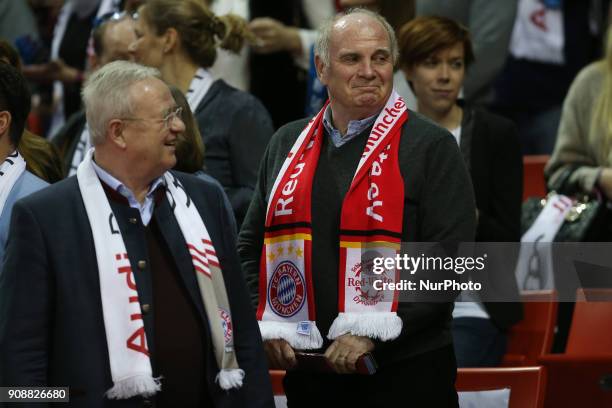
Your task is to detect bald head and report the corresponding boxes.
[313,8,395,128]
[315,8,398,68]
[94,18,137,67]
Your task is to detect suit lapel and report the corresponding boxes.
[193,79,222,117]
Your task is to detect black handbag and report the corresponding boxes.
[521,166,611,241]
[521,194,609,241]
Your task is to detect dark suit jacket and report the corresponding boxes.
[51,109,86,175]
[194,80,274,227]
[0,172,273,408]
[460,105,524,330]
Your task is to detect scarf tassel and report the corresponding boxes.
[106,375,162,400]
[259,320,323,350]
[216,368,245,390]
[328,312,402,341]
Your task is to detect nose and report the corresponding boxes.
[438,64,450,82]
[358,60,376,79]
[170,115,185,133]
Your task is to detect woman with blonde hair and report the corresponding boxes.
[129,0,274,226]
[546,27,612,208]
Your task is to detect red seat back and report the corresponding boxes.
[457,367,547,408]
[566,288,612,355]
[523,155,549,200]
[270,370,286,396]
[503,290,558,366]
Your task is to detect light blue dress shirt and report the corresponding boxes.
[91,160,165,226]
[322,105,378,148]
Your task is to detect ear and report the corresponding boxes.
[0,111,11,140]
[315,54,328,86]
[162,27,179,54]
[108,119,127,149]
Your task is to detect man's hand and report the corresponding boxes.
[264,339,297,369]
[21,59,83,84]
[324,334,375,374]
[248,18,302,55]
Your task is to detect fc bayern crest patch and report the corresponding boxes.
[268,260,305,317]
[219,308,233,344]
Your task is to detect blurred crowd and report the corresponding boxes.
[1,0,612,401]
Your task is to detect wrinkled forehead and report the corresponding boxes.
[330,13,390,49]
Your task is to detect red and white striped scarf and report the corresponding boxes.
[257,91,407,349]
[77,149,243,399]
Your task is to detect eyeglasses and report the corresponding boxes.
[120,107,183,130]
[93,11,138,29]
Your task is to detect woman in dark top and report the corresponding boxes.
[129,0,274,226]
[169,85,237,236]
[398,16,523,367]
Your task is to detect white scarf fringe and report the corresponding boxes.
[327,312,402,341]
[258,320,323,350]
[216,369,245,390]
[105,375,162,400]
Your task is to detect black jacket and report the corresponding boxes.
[0,172,273,408]
[461,105,524,330]
[194,80,274,227]
[52,109,86,176]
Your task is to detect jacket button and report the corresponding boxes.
[129,217,138,224]
[141,304,150,314]
[138,260,146,270]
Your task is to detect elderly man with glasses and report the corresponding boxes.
[0,61,273,408]
[238,8,475,407]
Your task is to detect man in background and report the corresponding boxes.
[53,12,136,175]
[0,63,47,267]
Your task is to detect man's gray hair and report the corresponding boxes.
[314,8,399,68]
[81,60,161,145]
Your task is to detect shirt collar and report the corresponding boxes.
[322,105,379,148]
[91,156,165,207]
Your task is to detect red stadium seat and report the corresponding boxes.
[567,288,612,354]
[272,366,550,407]
[539,288,612,407]
[456,367,547,408]
[270,370,286,395]
[523,155,549,201]
[502,290,558,366]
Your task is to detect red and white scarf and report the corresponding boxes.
[77,149,243,399]
[257,91,407,349]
